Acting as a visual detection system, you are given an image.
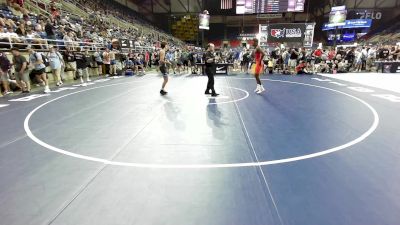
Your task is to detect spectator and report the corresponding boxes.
[174,49,182,74]
[26,28,46,49]
[288,48,299,74]
[109,48,117,76]
[391,46,400,61]
[27,46,50,93]
[1,25,21,45]
[134,54,145,75]
[50,0,61,19]
[312,47,323,72]
[74,47,90,85]
[282,48,290,74]
[345,48,355,71]
[242,49,251,74]
[145,50,150,68]
[166,49,175,74]
[11,47,30,93]
[319,60,329,73]
[0,51,12,95]
[15,21,26,36]
[378,45,390,60]
[355,48,363,72]
[124,56,134,72]
[63,31,74,50]
[6,0,29,17]
[47,45,64,86]
[296,61,311,75]
[366,47,377,72]
[63,48,76,79]
[0,14,17,28]
[0,26,12,48]
[328,47,336,61]
[93,48,103,76]
[102,48,111,76]
[45,19,56,43]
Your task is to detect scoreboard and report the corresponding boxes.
[236,0,305,14]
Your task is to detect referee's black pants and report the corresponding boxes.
[205,67,215,93]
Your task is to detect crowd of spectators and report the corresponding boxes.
[212,44,400,75]
[75,0,183,49]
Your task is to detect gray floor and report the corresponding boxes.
[0,73,399,225]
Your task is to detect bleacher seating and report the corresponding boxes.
[0,0,184,51]
[362,17,400,44]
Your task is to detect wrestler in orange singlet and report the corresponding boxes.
[252,38,266,94]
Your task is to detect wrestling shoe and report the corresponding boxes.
[256,85,265,94]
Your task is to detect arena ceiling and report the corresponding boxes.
[126,0,399,15]
[126,0,203,15]
[121,0,400,32]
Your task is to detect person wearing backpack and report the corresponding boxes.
[0,51,13,95]
[47,45,64,87]
[27,46,50,93]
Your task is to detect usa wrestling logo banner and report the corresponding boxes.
[271,29,285,38]
[265,23,310,43]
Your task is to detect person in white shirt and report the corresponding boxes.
[63,31,74,50]
[47,45,64,86]
[355,48,363,72]
[361,47,368,70]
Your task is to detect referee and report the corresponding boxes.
[204,43,219,97]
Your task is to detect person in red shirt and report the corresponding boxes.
[296,61,306,74]
[313,47,323,72]
[50,0,60,20]
[328,48,336,61]
[145,51,150,68]
[313,48,322,58]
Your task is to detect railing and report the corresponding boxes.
[0,36,155,52]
